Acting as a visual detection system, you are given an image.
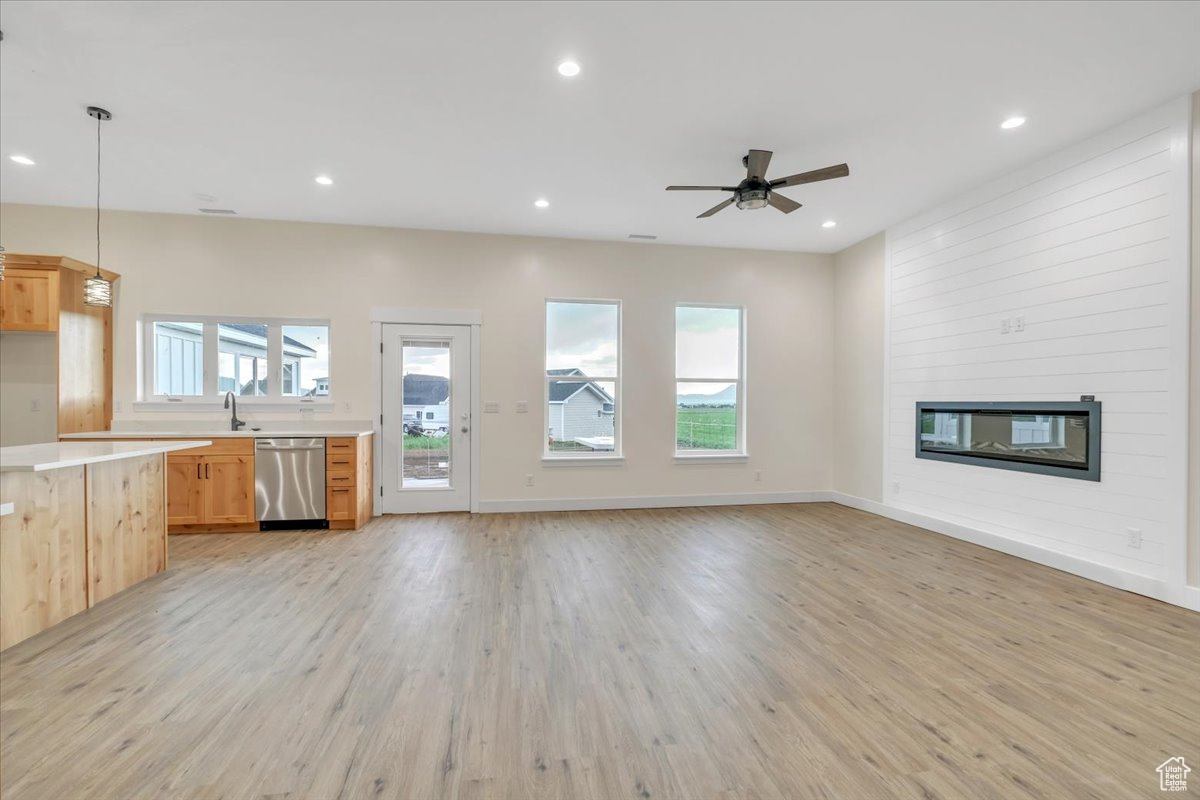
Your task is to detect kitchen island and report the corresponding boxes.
[0,440,209,649]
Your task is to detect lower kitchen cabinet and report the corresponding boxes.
[69,435,373,532]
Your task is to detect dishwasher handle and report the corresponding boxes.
[255,443,325,451]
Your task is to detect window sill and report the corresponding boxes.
[673,452,749,463]
[133,400,335,413]
[541,455,625,466]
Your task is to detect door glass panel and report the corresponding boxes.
[401,339,451,488]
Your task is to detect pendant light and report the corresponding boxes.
[83,105,113,307]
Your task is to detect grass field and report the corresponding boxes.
[403,433,450,451]
[676,406,736,450]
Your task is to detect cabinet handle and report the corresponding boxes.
[331,476,349,481]
[197,463,201,480]
[331,488,350,493]
[205,463,210,479]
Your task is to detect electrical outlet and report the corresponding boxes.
[483,401,500,414]
[1014,315,1026,332]
[1126,527,1142,549]
[515,401,529,414]
[114,400,123,413]
[892,481,901,494]
[29,399,40,412]
[754,470,762,482]
[1000,318,1011,334]
[343,401,352,413]
[525,474,534,487]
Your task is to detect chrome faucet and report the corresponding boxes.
[224,391,246,431]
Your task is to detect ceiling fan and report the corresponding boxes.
[666,150,849,218]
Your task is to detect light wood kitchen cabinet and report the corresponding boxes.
[203,455,255,523]
[0,267,60,331]
[166,455,205,525]
[326,436,373,529]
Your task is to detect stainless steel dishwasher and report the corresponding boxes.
[254,438,326,526]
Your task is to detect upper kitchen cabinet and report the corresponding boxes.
[0,267,60,331]
[0,254,118,445]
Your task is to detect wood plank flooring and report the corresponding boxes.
[2,503,1197,799]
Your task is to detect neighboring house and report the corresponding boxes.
[312,377,329,396]
[547,368,614,443]
[402,373,449,429]
[153,321,318,396]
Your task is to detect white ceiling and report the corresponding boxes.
[2,1,1199,254]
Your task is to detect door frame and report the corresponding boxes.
[370,307,482,514]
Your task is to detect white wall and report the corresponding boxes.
[0,332,58,446]
[0,204,835,505]
[833,233,885,501]
[882,97,1193,608]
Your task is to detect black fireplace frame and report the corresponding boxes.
[914,401,1101,481]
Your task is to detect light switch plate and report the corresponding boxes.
[483,401,500,414]
[1014,316,1026,332]
[515,401,529,414]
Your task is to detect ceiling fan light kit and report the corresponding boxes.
[667,149,849,219]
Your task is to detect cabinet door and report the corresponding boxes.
[166,455,205,525]
[0,268,60,331]
[327,486,355,521]
[204,455,255,523]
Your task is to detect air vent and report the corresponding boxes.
[627,233,658,240]
[199,208,237,215]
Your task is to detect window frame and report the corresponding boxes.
[542,298,623,463]
[673,303,747,460]
[137,313,333,410]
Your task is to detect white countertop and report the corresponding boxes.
[0,441,213,472]
[60,430,373,440]
[0,502,13,517]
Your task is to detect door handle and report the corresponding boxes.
[461,426,469,434]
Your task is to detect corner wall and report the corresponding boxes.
[833,233,885,501]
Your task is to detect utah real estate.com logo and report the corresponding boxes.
[1158,757,1191,792]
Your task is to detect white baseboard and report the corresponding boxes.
[476,490,828,514]
[826,491,1198,612]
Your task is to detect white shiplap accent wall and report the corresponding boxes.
[883,97,1193,607]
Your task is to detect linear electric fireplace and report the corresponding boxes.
[915,401,1101,481]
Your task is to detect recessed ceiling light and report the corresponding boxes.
[1000,116,1026,130]
[534,198,550,209]
[9,154,35,165]
[556,60,581,77]
[315,175,333,185]
[821,220,837,229]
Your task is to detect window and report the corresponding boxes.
[152,321,203,396]
[675,305,743,454]
[281,324,329,397]
[545,300,620,456]
[141,316,331,406]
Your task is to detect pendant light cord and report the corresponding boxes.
[95,114,102,277]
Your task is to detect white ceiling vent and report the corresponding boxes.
[627,233,658,240]
[198,208,237,215]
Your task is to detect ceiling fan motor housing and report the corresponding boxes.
[735,178,770,210]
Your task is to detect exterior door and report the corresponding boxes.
[380,324,471,513]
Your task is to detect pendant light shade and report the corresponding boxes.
[84,105,113,308]
[84,273,113,306]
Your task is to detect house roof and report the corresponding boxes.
[548,368,613,403]
[403,373,449,406]
[221,323,318,356]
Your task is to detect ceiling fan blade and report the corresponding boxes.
[769,163,850,188]
[768,192,801,214]
[697,197,735,218]
[666,185,737,191]
[745,149,773,180]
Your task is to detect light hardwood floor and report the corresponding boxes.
[2,503,1197,799]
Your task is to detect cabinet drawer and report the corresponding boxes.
[326,468,356,488]
[326,437,357,453]
[326,453,356,471]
